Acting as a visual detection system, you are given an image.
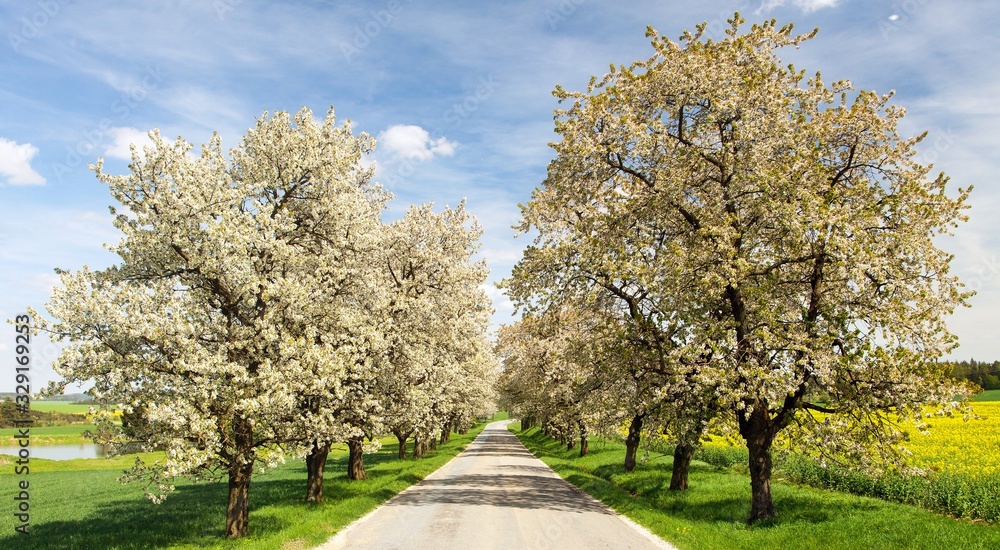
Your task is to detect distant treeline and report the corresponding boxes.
[945,359,1000,390]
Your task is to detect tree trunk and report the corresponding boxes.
[624,413,644,473]
[413,435,424,459]
[440,421,451,445]
[669,441,695,491]
[429,434,437,451]
[578,421,588,457]
[347,437,367,480]
[746,431,775,522]
[740,403,778,523]
[305,441,330,503]
[566,437,575,450]
[393,428,411,460]
[225,457,254,538]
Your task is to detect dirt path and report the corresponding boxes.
[319,420,676,550]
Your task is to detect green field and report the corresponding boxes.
[510,423,1000,550]
[0,417,499,549]
[28,402,95,414]
[973,389,1000,402]
[0,425,91,446]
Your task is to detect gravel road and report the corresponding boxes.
[319,420,676,550]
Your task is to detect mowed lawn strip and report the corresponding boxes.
[509,423,1000,550]
[0,415,500,549]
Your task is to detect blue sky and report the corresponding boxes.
[1,0,998,393]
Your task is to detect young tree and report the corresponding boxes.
[39,107,387,537]
[523,16,972,521]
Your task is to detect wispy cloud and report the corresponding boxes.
[0,138,45,185]
[756,0,841,14]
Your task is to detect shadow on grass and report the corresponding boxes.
[0,437,475,549]
[514,427,885,532]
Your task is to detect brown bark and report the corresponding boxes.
[578,420,588,457]
[225,457,254,538]
[413,435,424,459]
[305,441,331,503]
[746,428,776,522]
[624,413,644,473]
[440,421,451,445]
[347,437,367,480]
[392,428,411,460]
[669,442,695,491]
[739,403,778,523]
[429,434,437,451]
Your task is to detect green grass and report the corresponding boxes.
[510,424,1000,550]
[28,402,98,415]
[0,417,498,549]
[973,389,1000,402]
[0,424,92,446]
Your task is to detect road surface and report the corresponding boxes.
[320,420,675,550]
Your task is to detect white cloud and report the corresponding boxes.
[756,0,841,14]
[481,282,515,319]
[103,127,154,160]
[379,125,457,160]
[0,138,46,185]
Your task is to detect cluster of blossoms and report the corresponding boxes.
[37,107,496,538]
[499,15,971,522]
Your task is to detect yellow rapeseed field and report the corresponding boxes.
[696,400,1000,478]
[905,401,1000,476]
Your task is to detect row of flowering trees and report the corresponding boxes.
[37,107,496,538]
[498,16,972,522]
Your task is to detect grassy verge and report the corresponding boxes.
[0,416,499,549]
[510,423,1000,550]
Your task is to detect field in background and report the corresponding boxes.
[973,389,1000,402]
[0,424,91,446]
[29,402,95,415]
[908,401,1000,476]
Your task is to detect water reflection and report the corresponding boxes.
[0,443,110,460]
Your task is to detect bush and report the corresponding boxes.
[777,454,1000,522]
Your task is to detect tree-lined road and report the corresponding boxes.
[321,420,675,550]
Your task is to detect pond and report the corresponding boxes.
[0,443,110,460]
